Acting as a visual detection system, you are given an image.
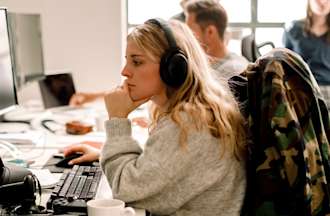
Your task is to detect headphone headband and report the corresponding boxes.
[145,18,178,49]
[145,18,188,88]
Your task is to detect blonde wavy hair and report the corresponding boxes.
[128,20,246,160]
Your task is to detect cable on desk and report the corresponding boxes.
[0,140,22,159]
[2,119,31,125]
[41,119,64,134]
[17,131,48,167]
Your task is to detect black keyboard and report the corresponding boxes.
[47,165,102,214]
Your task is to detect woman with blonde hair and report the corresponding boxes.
[64,18,246,215]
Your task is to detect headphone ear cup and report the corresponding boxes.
[160,49,188,87]
[23,175,36,200]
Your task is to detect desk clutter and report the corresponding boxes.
[0,6,144,213]
[0,130,44,145]
[65,120,93,135]
[0,111,147,215]
[0,155,102,215]
[0,157,45,215]
[40,119,94,135]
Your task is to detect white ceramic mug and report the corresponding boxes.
[87,199,135,216]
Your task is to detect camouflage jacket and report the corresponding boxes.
[243,48,330,216]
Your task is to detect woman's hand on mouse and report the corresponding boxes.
[63,143,100,165]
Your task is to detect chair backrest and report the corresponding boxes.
[241,34,275,62]
[235,48,330,216]
[241,34,257,62]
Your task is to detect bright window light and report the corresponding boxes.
[128,0,182,24]
[221,0,251,22]
[127,0,308,56]
[258,0,307,22]
[255,28,285,49]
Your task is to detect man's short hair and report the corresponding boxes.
[186,0,227,39]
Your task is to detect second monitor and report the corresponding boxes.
[0,8,18,116]
[8,12,44,88]
[38,73,76,109]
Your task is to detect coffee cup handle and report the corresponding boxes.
[120,207,135,216]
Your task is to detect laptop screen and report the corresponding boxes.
[39,73,76,108]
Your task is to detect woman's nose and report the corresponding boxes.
[121,66,131,77]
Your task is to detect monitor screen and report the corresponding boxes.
[7,12,44,88]
[0,8,18,116]
[38,73,76,108]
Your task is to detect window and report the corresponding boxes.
[258,0,307,22]
[221,0,251,23]
[127,0,308,53]
[128,0,181,25]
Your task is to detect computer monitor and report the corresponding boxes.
[0,9,34,198]
[38,73,76,109]
[0,8,18,116]
[7,12,44,88]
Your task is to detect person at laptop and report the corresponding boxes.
[64,18,247,215]
[185,0,248,80]
[69,92,105,107]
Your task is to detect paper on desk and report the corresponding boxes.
[0,131,44,145]
[29,169,58,189]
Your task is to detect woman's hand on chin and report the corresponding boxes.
[104,82,150,119]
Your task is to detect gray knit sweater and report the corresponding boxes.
[100,117,246,216]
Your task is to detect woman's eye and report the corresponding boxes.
[132,60,142,66]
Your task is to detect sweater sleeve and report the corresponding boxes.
[100,117,232,215]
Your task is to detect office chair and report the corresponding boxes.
[241,34,275,62]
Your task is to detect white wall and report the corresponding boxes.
[0,0,126,104]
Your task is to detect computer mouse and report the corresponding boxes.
[55,153,88,168]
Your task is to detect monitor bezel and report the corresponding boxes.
[0,7,18,116]
[7,12,45,89]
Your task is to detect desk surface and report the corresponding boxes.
[2,105,147,216]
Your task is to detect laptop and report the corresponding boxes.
[38,73,76,109]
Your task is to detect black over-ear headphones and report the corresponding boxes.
[145,18,188,88]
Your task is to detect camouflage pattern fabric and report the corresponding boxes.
[242,48,330,216]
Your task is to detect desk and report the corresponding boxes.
[2,105,147,215]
